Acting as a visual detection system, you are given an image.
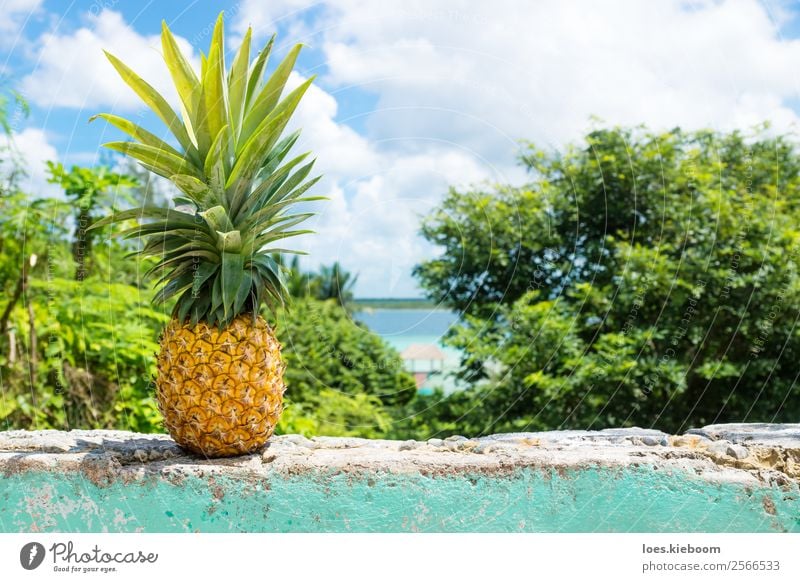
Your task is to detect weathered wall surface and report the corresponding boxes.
[0,424,798,532]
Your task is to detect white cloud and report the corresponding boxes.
[279,0,800,162]
[13,0,800,296]
[227,0,800,295]
[20,9,194,112]
[1,127,60,197]
[0,0,43,49]
[229,0,318,45]
[286,71,381,176]
[286,72,494,295]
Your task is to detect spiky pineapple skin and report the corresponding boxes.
[156,314,285,458]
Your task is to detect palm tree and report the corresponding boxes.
[316,262,358,308]
[282,258,359,309]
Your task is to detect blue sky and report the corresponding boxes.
[3,0,800,297]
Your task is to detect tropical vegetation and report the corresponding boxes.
[2,71,797,439]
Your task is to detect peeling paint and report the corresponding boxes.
[0,426,798,533]
[0,465,797,533]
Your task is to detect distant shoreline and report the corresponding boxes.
[353,298,439,309]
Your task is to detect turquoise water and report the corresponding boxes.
[354,308,459,348]
[354,308,463,393]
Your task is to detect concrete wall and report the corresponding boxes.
[1,424,798,532]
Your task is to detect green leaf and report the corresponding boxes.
[258,247,308,255]
[228,27,252,139]
[226,111,291,192]
[262,160,316,207]
[160,21,201,125]
[147,249,220,278]
[176,293,196,322]
[257,129,301,177]
[220,251,245,321]
[234,271,253,314]
[244,34,275,112]
[153,271,195,305]
[254,228,314,250]
[103,142,203,180]
[118,227,215,246]
[172,196,196,207]
[246,213,315,250]
[211,273,223,313]
[240,43,303,147]
[204,124,232,201]
[104,50,194,154]
[242,193,324,232]
[192,262,219,296]
[226,78,314,191]
[249,254,288,308]
[89,113,185,160]
[139,236,192,259]
[153,262,194,288]
[249,254,285,283]
[202,14,227,149]
[170,174,215,206]
[158,239,220,259]
[200,205,234,232]
[231,149,306,221]
[89,206,199,230]
[157,228,217,243]
[217,230,242,253]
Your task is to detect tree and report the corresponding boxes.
[277,298,416,409]
[286,258,359,309]
[46,163,138,281]
[315,262,358,307]
[414,126,800,432]
[0,86,30,191]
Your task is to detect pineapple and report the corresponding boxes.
[91,13,323,457]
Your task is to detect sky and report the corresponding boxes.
[2,0,800,297]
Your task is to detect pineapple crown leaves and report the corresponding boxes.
[89,12,326,327]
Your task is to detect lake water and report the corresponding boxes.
[354,307,463,393]
[354,308,459,350]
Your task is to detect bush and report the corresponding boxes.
[277,297,417,423]
[0,277,168,431]
[414,126,800,432]
[0,273,415,437]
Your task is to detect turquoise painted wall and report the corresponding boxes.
[1,466,797,533]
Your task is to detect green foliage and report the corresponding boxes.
[47,162,139,281]
[46,162,137,211]
[94,13,324,326]
[279,389,392,438]
[275,298,414,437]
[286,257,358,309]
[10,96,799,440]
[1,277,169,431]
[313,263,358,307]
[276,298,417,409]
[262,294,415,437]
[1,39,412,442]
[0,86,30,187]
[0,193,72,281]
[1,269,413,436]
[1,163,412,436]
[0,86,28,136]
[415,183,561,317]
[414,126,800,433]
